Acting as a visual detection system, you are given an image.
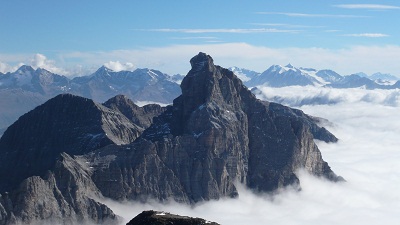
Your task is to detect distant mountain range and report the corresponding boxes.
[1,62,399,136]
[228,64,400,89]
[0,66,181,135]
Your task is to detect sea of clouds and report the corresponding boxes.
[253,85,400,107]
[101,86,400,225]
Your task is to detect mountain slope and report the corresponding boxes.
[246,64,322,87]
[0,94,142,193]
[326,74,383,89]
[103,94,166,129]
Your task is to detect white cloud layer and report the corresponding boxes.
[101,87,400,225]
[253,86,400,107]
[103,61,135,72]
[335,4,400,10]
[345,33,389,38]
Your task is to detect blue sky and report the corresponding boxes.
[1,0,400,76]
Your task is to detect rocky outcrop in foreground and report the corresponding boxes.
[0,53,342,225]
[126,210,220,225]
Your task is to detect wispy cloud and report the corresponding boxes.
[170,36,218,40]
[344,33,389,38]
[325,30,341,33]
[256,12,367,18]
[334,4,400,10]
[141,28,299,34]
[251,23,324,29]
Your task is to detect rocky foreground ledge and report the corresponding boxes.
[126,210,220,225]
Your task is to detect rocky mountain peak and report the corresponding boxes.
[103,94,166,129]
[93,66,113,78]
[16,65,35,74]
[175,52,252,136]
[285,63,295,69]
[189,52,215,73]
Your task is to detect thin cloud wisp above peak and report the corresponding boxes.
[334,4,400,10]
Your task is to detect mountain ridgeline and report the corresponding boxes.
[232,64,399,88]
[0,53,342,225]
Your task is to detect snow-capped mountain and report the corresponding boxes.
[315,70,343,83]
[370,72,398,81]
[244,64,324,87]
[228,67,260,82]
[230,64,399,89]
[326,74,383,89]
[0,65,70,95]
[70,67,180,103]
[369,72,399,85]
[348,72,398,85]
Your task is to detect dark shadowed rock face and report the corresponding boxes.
[126,210,220,225]
[0,94,143,193]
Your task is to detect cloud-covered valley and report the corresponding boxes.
[254,85,400,107]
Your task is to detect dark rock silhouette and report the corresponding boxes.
[126,210,220,225]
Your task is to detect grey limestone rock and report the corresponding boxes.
[0,153,118,225]
[103,94,167,129]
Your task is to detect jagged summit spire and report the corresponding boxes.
[189,52,214,72]
[16,65,35,73]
